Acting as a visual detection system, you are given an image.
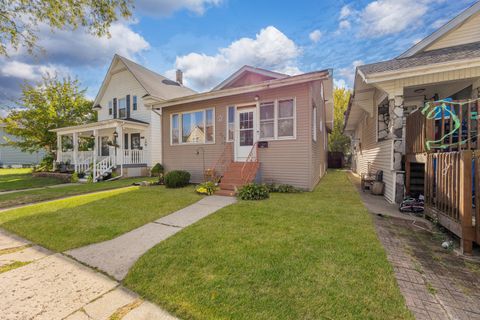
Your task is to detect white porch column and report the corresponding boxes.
[56,133,62,162]
[116,124,124,175]
[93,129,97,181]
[73,132,78,172]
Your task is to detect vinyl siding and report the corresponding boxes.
[0,128,45,165]
[162,83,322,190]
[98,66,150,124]
[310,81,328,188]
[148,111,162,166]
[352,113,395,203]
[426,12,480,51]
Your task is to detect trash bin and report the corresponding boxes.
[371,181,384,195]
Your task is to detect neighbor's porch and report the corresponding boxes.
[52,119,149,177]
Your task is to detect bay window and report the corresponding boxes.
[171,108,215,145]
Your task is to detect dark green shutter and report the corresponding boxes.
[113,98,117,119]
[126,95,131,119]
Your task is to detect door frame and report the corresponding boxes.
[234,102,259,162]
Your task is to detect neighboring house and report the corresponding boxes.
[344,1,480,204]
[52,55,333,191]
[0,124,44,167]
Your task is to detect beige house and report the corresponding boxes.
[344,1,480,203]
[53,58,333,191]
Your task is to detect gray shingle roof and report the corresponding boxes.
[117,55,196,100]
[358,41,480,76]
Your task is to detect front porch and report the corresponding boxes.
[52,119,149,181]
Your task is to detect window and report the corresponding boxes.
[108,101,113,116]
[133,96,137,111]
[171,108,215,145]
[278,99,295,138]
[312,106,317,142]
[260,101,275,139]
[227,106,235,141]
[171,114,179,144]
[131,133,141,149]
[118,98,126,118]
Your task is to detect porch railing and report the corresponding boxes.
[406,99,480,154]
[425,150,479,254]
[123,149,145,164]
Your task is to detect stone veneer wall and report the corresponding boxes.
[377,99,389,141]
[389,96,405,203]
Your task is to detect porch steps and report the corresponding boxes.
[215,161,259,196]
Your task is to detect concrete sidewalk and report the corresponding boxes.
[0,229,177,320]
[67,195,237,280]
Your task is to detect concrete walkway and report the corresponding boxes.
[67,195,237,280]
[0,229,177,320]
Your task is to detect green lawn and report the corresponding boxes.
[0,177,157,208]
[124,171,412,320]
[0,185,202,251]
[0,168,64,191]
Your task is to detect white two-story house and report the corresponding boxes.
[52,54,196,179]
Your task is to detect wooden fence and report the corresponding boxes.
[425,151,479,254]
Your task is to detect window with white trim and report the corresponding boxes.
[227,106,235,141]
[171,108,215,145]
[312,106,317,142]
[260,101,275,139]
[118,97,126,119]
[133,96,138,111]
[108,101,113,116]
[277,99,295,138]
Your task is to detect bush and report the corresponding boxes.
[266,183,301,193]
[71,172,79,183]
[196,181,218,195]
[36,154,54,172]
[164,170,191,188]
[151,163,165,184]
[238,183,270,200]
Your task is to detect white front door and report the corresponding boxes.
[235,106,257,161]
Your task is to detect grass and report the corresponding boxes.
[0,185,202,251]
[0,261,31,274]
[124,171,412,320]
[0,177,157,209]
[0,168,64,191]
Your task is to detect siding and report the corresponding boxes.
[98,66,150,124]
[162,83,321,190]
[310,80,328,188]
[0,128,45,165]
[426,12,480,51]
[352,113,395,203]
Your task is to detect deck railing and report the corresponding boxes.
[425,150,479,254]
[406,100,480,154]
[124,149,145,164]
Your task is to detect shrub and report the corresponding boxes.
[36,154,54,172]
[164,170,191,188]
[266,183,301,193]
[71,172,79,183]
[196,181,218,195]
[151,163,165,184]
[238,183,270,200]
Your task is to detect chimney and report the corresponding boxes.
[176,69,183,85]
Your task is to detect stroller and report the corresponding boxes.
[399,194,424,215]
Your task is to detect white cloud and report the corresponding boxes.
[339,20,351,30]
[135,0,222,16]
[334,79,347,89]
[309,30,323,43]
[336,60,364,88]
[340,5,352,19]
[432,18,449,29]
[354,0,440,37]
[171,26,302,91]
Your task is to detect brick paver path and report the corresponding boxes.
[375,216,480,320]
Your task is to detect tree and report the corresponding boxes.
[0,0,132,56]
[1,75,96,154]
[328,87,351,154]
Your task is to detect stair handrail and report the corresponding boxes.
[213,142,233,177]
[241,142,259,184]
[94,155,115,182]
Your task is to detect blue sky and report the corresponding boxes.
[0,0,477,104]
